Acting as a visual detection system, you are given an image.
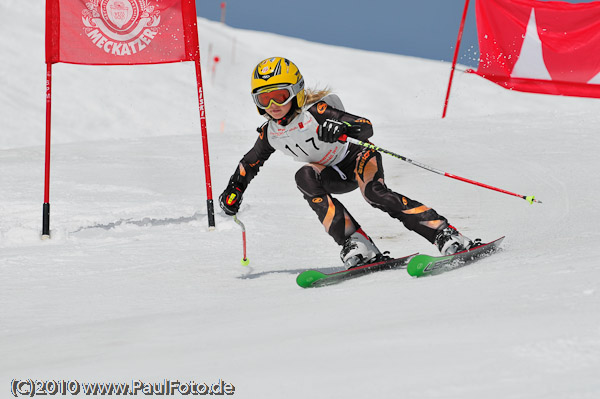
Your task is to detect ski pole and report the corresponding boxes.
[233,215,250,266]
[339,134,542,204]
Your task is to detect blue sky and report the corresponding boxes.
[195,0,596,67]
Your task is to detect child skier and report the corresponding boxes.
[219,57,473,268]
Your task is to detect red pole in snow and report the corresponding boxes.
[42,63,52,238]
[188,0,216,228]
[194,59,216,228]
[442,0,471,119]
[220,2,226,24]
[212,56,220,83]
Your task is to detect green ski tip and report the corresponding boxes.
[525,195,535,204]
[296,270,327,288]
[406,255,435,277]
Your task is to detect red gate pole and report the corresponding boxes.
[442,0,471,119]
[42,63,52,238]
[220,2,227,24]
[186,0,216,228]
[194,59,216,228]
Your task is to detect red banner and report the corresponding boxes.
[46,0,200,65]
[474,0,600,98]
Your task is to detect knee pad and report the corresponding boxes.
[362,180,388,206]
[295,165,322,197]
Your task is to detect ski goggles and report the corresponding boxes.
[252,79,304,109]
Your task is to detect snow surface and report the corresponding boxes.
[2,1,600,398]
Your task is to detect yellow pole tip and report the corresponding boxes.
[525,195,535,204]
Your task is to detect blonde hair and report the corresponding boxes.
[265,87,333,121]
[304,87,332,106]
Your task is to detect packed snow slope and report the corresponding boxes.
[2,2,600,398]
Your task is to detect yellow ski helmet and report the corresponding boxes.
[251,57,305,114]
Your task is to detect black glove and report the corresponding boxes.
[219,182,244,216]
[317,119,351,143]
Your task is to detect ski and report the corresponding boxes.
[407,236,505,277]
[296,253,418,288]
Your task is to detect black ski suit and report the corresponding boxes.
[224,96,449,245]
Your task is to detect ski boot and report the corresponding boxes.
[434,225,475,256]
[340,229,382,269]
